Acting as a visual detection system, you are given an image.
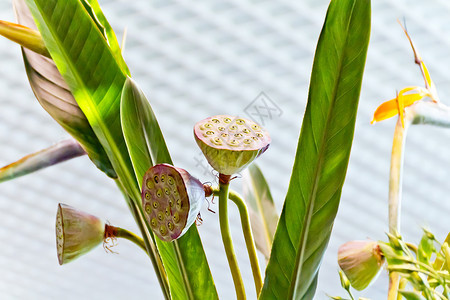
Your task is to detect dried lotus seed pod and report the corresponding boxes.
[194,115,270,175]
[142,164,205,242]
[56,203,105,265]
[338,240,385,291]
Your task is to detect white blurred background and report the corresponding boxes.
[1,0,450,299]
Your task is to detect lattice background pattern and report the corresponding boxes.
[1,0,450,299]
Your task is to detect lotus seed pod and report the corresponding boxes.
[338,240,385,291]
[141,164,205,242]
[194,115,270,175]
[56,203,105,265]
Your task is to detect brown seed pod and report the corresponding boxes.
[141,164,205,242]
[194,115,270,175]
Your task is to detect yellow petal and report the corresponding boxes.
[371,89,424,124]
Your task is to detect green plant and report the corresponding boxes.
[0,0,370,299]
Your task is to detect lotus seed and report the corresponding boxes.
[205,123,212,128]
[151,218,158,227]
[165,206,171,216]
[152,201,159,209]
[242,128,250,134]
[218,126,225,131]
[252,124,260,130]
[168,176,174,185]
[211,118,220,123]
[173,212,180,223]
[145,192,151,200]
[244,139,252,144]
[236,119,245,125]
[158,212,164,221]
[156,189,162,197]
[234,133,243,138]
[161,174,165,182]
[257,133,263,137]
[206,130,214,135]
[212,137,222,145]
[145,203,152,214]
[168,198,174,207]
[160,225,167,236]
[224,117,231,123]
[221,133,228,137]
[164,188,170,195]
[154,175,159,183]
[229,125,237,131]
[167,222,174,231]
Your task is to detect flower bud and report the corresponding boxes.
[194,115,270,175]
[141,164,205,242]
[56,203,105,265]
[338,240,385,291]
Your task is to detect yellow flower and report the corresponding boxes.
[371,22,438,127]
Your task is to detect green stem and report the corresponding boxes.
[115,179,170,300]
[218,174,246,300]
[212,187,262,295]
[107,225,147,252]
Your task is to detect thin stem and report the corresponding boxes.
[115,179,171,300]
[388,116,411,300]
[106,225,147,252]
[218,174,246,300]
[212,187,263,295]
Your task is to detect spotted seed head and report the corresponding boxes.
[56,203,105,265]
[338,240,385,291]
[194,115,270,175]
[142,164,205,242]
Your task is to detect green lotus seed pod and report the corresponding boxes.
[194,115,270,175]
[56,203,105,265]
[141,164,205,242]
[338,240,385,291]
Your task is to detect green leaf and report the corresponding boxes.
[417,232,435,266]
[13,0,116,177]
[242,163,278,260]
[259,0,371,299]
[398,291,424,300]
[80,0,130,75]
[121,78,218,300]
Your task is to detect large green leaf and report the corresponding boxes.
[121,78,218,300]
[242,164,278,260]
[259,0,371,299]
[13,0,116,177]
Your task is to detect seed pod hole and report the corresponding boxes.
[156,189,162,198]
[161,174,165,182]
[145,192,151,200]
[145,203,152,214]
[167,222,174,231]
[164,188,170,195]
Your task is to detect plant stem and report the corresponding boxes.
[388,116,411,300]
[218,174,246,300]
[211,187,263,295]
[105,225,147,252]
[115,179,171,300]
